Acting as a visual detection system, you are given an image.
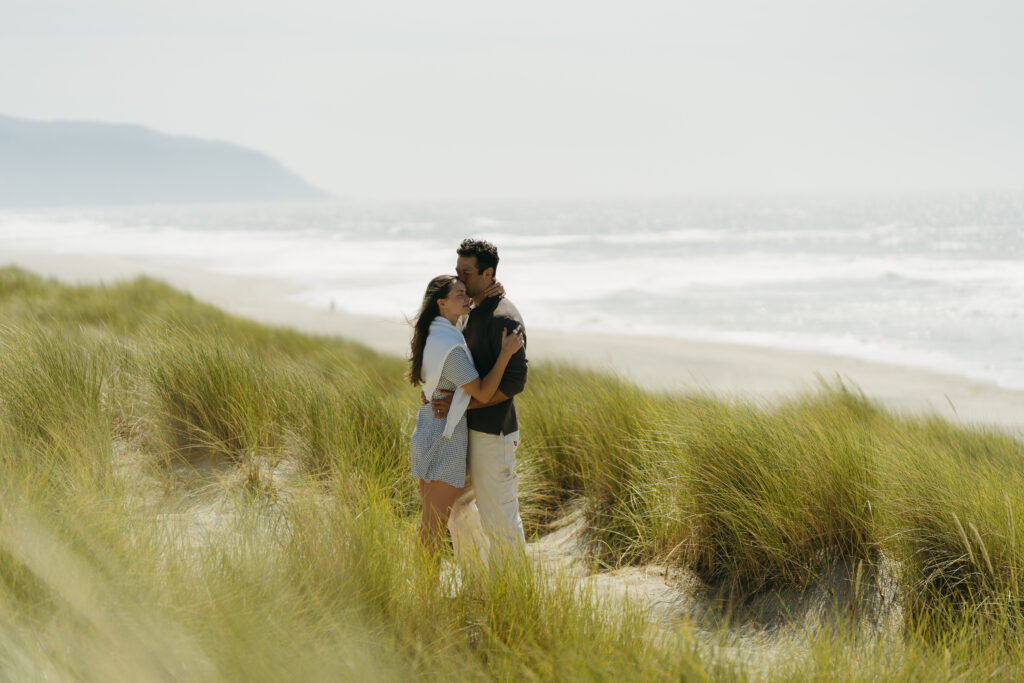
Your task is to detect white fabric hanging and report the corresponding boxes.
[421,316,474,438]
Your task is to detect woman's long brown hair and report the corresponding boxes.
[408,275,458,385]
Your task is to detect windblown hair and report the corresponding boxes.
[408,274,459,385]
[457,238,499,276]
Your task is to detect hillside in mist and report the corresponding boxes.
[0,114,329,206]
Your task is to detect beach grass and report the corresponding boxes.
[1,265,1024,680]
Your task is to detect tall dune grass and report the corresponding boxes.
[2,265,1024,679]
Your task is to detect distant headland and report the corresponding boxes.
[0,113,330,206]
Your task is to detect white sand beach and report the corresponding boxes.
[5,249,1023,433]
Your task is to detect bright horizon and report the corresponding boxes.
[5,0,1024,201]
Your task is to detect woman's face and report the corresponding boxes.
[438,279,472,318]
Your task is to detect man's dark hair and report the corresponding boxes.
[457,239,499,276]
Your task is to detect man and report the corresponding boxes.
[435,238,528,557]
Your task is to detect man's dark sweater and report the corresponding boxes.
[464,295,528,435]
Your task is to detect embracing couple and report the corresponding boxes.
[407,239,528,562]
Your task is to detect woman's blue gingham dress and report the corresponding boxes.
[410,346,479,488]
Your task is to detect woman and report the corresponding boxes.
[408,274,523,553]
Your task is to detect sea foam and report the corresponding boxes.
[2,194,1022,389]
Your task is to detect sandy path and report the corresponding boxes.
[5,249,1023,432]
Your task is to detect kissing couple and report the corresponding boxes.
[407,239,529,564]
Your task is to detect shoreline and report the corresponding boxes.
[4,249,1023,432]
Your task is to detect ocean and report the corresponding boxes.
[2,193,1023,389]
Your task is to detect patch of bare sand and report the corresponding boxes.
[529,500,904,676]
[114,439,301,557]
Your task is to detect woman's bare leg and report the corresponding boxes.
[419,479,461,554]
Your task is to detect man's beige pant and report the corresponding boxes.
[448,429,526,562]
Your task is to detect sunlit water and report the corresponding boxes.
[3,193,1023,389]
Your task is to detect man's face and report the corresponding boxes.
[456,255,493,298]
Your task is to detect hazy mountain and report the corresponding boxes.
[0,114,330,206]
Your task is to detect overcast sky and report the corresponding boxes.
[4,0,1023,200]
